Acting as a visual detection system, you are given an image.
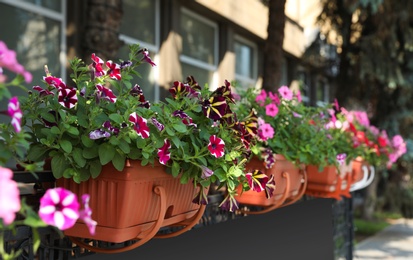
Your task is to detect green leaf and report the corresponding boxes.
[213,168,226,182]
[172,123,187,133]
[83,147,98,159]
[32,228,41,253]
[51,154,69,179]
[50,126,60,135]
[67,126,80,136]
[26,144,49,162]
[165,126,175,136]
[40,112,56,123]
[60,140,73,153]
[112,152,126,171]
[98,143,115,165]
[172,161,180,177]
[63,168,77,178]
[81,135,95,148]
[72,148,87,167]
[118,139,131,154]
[171,136,181,149]
[109,113,124,124]
[89,160,102,178]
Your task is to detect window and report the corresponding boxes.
[118,0,159,101]
[0,0,66,87]
[234,36,257,89]
[180,8,218,89]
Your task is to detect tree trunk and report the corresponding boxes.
[262,0,287,92]
[361,167,381,220]
[83,0,123,61]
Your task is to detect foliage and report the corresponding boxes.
[22,44,252,208]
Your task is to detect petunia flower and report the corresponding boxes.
[0,166,21,225]
[219,193,239,212]
[33,85,54,97]
[151,117,165,131]
[208,135,225,158]
[265,103,278,117]
[213,80,235,104]
[278,85,293,100]
[192,189,208,205]
[89,129,111,140]
[257,122,274,141]
[201,166,214,179]
[96,84,117,103]
[58,88,78,108]
[91,53,106,77]
[140,48,156,67]
[336,153,347,165]
[44,76,66,89]
[246,169,269,193]
[78,194,97,235]
[261,149,276,169]
[129,112,150,138]
[268,91,280,105]
[120,60,132,69]
[8,96,22,133]
[39,188,80,230]
[172,110,197,127]
[255,89,267,106]
[264,175,276,199]
[0,41,32,83]
[102,121,119,135]
[106,60,121,80]
[295,89,302,102]
[202,96,228,121]
[130,84,150,108]
[157,139,171,165]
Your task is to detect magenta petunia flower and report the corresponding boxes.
[91,53,106,77]
[44,76,66,89]
[140,48,156,67]
[39,188,80,230]
[265,103,278,117]
[295,89,302,102]
[129,112,150,138]
[255,89,267,106]
[336,153,347,165]
[246,170,269,193]
[157,139,171,165]
[33,85,54,97]
[278,85,293,100]
[258,122,274,141]
[0,166,21,225]
[0,41,32,83]
[96,84,117,103]
[58,88,78,109]
[106,60,121,80]
[79,194,97,235]
[268,91,280,105]
[8,96,22,133]
[208,135,225,158]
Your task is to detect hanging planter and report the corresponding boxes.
[56,160,206,253]
[236,155,307,214]
[305,162,353,200]
[350,157,375,192]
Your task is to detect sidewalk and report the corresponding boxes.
[354,218,413,259]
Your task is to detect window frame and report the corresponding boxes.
[233,34,258,88]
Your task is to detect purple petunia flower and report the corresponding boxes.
[201,166,214,179]
[192,189,208,205]
[89,129,111,140]
[157,139,171,165]
[38,188,80,230]
[264,175,276,199]
[151,117,164,131]
[219,194,239,212]
[202,96,228,121]
[208,135,225,158]
[129,112,150,138]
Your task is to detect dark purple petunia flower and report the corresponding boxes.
[246,169,269,193]
[102,121,119,135]
[120,60,132,69]
[219,194,239,212]
[264,175,276,199]
[172,110,197,127]
[192,189,208,205]
[130,84,150,108]
[202,96,228,121]
[58,88,78,109]
[33,86,54,97]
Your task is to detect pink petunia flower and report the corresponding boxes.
[8,96,22,133]
[268,91,280,105]
[0,167,21,225]
[258,123,274,141]
[295,89,302,102]
[255,90,267,106]
[106,60,121,80]
[129,112,150,138]
[278,86,293,100]
[0,41,32,83]
[208,135,225,158]
[58,88,78,108]
[96,84,117,103]
[265,103,278,117]
[39,188,80,230]
[157,139,171,165]
[79,194,97,235]
[336,153,347,165]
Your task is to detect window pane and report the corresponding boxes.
[22,0,61,11]
[0,3,61,89]
[235,41,253,78]
[117,45,156,102]
[120,0,156,45]
[180,12,215,65]
[181,63,212,88]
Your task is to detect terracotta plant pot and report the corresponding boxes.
[305,162,353,200]
[56,160,206,253]
[351,157,365,183]
[236,155,307,214]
